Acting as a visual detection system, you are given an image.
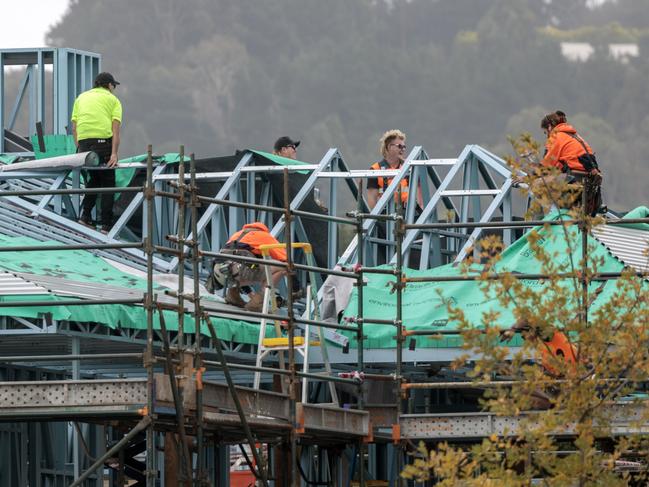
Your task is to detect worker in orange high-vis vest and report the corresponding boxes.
[209,222,287,312]
[529,110,603,215]
[366,129,423,210]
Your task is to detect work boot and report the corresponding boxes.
[225,287,246,308]
[244,292,265,312]
[78,213,94,229]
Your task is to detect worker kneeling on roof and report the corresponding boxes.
[207,222,287,312]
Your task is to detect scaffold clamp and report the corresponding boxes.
[337,371,365,383]
[391,423,401,444]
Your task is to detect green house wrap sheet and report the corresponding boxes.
[341,210,646,349]
[0,234,264,343]
[0,197,645,349]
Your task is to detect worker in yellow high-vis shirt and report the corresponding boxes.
[71,72,122,233]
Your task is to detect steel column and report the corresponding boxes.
[0,51,4,152]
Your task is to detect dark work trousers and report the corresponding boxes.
[78,138,115,226]
[374,204,423,267]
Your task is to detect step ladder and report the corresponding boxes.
[253,242,338,404]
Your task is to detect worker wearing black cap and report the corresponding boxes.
[71,72,122,232]
[273,136,300,160]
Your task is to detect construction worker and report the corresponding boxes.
[71,72,122,232]
[367,129,423,210]
[540,111,597,173]
[273,136,300,160]
[209,222,287,312]
[535,111,603,215]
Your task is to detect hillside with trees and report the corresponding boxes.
[46,0,649,210]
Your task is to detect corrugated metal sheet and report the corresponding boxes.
[0,272,49,295]
[13,272,220,315]
[0,199,158,272]
[592,224,649,273]
[17,272,144,300]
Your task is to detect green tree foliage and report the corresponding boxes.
[46,0,648,210]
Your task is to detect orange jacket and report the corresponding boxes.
[370,160,409,204]
[226,222,287,261]
[541,123,593,172]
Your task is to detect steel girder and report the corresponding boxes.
[0,144,520,367]
[0,367,105,487]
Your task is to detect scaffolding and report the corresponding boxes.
[0,140,647,486]
[0,144,375,486]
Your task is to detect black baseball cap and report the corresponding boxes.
[94,72,120,87]
[274,136,300,151]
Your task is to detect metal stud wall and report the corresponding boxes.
[0,48,100,153]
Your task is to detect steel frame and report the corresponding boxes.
[334,145,516,270]
[398,402,649,440]
[0,48,101,153]
[0,143,517,277]
[0,139,647,485]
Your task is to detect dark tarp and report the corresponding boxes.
[188,151,329,268]
[113,150,328,266]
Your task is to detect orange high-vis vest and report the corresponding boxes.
[370,160,409,204]
[540,331,577,375]
[226,222,287,262]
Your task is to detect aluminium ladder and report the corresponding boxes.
[253,242,338,404]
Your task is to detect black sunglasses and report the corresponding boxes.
[391,143,407,150]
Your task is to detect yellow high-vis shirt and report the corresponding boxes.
[71,87,122,140]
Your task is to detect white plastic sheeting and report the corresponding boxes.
[0,151,99,172]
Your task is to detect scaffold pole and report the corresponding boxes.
[144,144,157,487]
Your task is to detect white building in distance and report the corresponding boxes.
[560,42,640,63]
